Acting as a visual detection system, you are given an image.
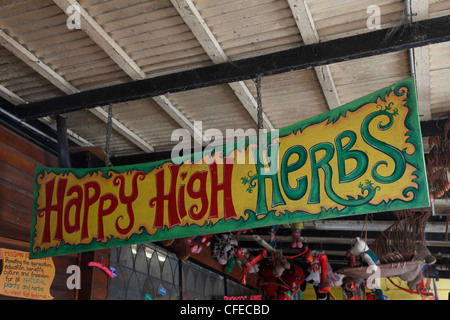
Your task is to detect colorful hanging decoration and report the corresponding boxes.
[258,258,305,300]
[269,226,278,249]
[88,261,117,279]
[238,249,267,286]
[212,233,238,266]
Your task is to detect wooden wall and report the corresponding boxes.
[0,124,109,300]
[0,123,257,299]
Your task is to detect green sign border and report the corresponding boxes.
[30,77,429,259]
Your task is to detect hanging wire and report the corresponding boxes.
[105,103,113,167]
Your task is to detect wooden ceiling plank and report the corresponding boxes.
[411,0,432,121]
[54,0,202,145]
[171,0,274,130]
[0,28,154,152]
[287,0,341,110]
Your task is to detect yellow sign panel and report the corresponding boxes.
[0,248,54,299]
[30,78,429,258]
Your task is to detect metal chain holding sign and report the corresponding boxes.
[256,76,263,130]
[105,104,113,167]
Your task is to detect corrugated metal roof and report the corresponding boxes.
[1,0,449,157]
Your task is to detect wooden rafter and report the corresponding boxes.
[171,0,274,130]
[53,0,203,146]
[287,0,341,110]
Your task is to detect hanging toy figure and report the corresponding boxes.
[238,250,267,286]
[304,247,314,264]
[317,253,331,294]
[305,253,321,286]
[290,222,303,248]
[348,237,379,267]
[269,225,278,249]
[342,277,365,300]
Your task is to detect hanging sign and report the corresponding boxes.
[30,78,429,258]
[0,248,55,299]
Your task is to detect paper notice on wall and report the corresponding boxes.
[0,248,55,300]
